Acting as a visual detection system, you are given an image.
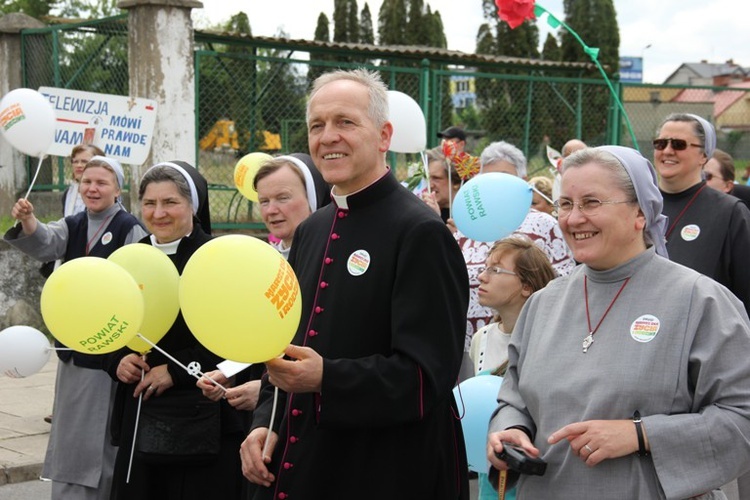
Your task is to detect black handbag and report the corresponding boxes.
[136,389,221,464]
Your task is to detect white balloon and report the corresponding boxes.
[0,325,52,378]
[387,90,427,153]
[0,88,56,157]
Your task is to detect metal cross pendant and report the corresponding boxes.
[582,333,594,353]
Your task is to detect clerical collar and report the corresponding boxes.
[150,234,184,255]
[331,168,390,210]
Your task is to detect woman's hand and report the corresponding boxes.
[116,353,149,384]
[134,364,174,400]
[225,380,262,411]
[197,369,231,401]
[487,428,539,471]
[548,419,640,466]
[241,427,278,487]
[11,198,38,234]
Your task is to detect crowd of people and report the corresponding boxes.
[5,68,750,499]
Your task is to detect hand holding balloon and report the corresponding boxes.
[11,198,38,234]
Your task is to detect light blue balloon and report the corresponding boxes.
[453,173,532,242]
[452,374,504,473]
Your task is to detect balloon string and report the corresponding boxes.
[46,347,74,351]
[262,385,280,461]
[534,4,639,151]
[23,156,45,200]
[529,185,553,205]
[126,363,145,484]
[134,333,229,392]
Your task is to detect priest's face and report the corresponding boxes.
[307,78,392,195]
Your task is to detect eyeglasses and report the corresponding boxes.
[704,172,720,182]
[478,266,516,277]
[553,197,634,218]
[652,138,702,151]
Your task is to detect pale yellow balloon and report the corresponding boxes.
[41,257,144,354]
[108,243,180,353]
[234,152,273,202]
[179,235,301,363]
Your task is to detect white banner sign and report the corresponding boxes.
[38,87,157,165]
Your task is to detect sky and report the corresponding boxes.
[193,0,746,84]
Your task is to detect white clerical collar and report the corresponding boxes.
[150,234,184,255]
[331,168,390,209]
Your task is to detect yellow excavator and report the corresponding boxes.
[199,119,281,153]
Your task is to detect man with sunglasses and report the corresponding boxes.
[654,113,750,318]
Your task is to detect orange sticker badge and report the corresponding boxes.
[347,250,371,276]
[680,224,700,242]
[630,314,660,343]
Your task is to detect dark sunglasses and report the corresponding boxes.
[653,138,702,151]
[704,172,720,182]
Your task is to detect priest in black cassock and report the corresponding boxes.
[241,68,471,500]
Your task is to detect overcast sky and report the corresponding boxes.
[194,0,745,84]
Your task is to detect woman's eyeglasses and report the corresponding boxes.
[652,138,702,151]
[553,197,634,218]
[478,266,516,277]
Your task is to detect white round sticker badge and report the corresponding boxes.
[347,250,370,276]
[102,232,113,245]
[680,224,700,242]
[630,314,660,343]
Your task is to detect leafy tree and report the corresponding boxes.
[359,3,374,45]
[377,0,407,46]
[475,0,541,150]
[541,32,560,61]
[309,13,332,86]
[0,0,57,18]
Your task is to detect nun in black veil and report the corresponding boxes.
[105,161,244,500]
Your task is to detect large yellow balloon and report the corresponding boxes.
[179,235,301,363]
[41,257,144,354]
[108,244,180,353]
[234,152,273,202]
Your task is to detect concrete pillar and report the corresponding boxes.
[0,13,45,216]
[117,0,203,216]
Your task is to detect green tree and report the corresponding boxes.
[359,3,374,45]
[309,13,332,85]
[475,0,541,150]
[0,0,56,18]
[377,0,407,46]
[541,32,560,61]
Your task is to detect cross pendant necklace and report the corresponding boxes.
[583,276,631,354]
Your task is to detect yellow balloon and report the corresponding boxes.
[234,152,273,202]
[179,235,301,363]
[41,257,144,354]
[108,244,180,353]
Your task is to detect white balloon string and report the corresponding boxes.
[529,185,554,205]
[126,363,145,484]
[134,333,229,392]
[46,347,74,351]
[23,156,45,200]
[262,385,279,461]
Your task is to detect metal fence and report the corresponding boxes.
[20,15,750,230]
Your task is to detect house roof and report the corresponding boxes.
[671,82,750,117]
[664,61,747,83]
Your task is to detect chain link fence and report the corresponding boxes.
[19,16,750,229]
